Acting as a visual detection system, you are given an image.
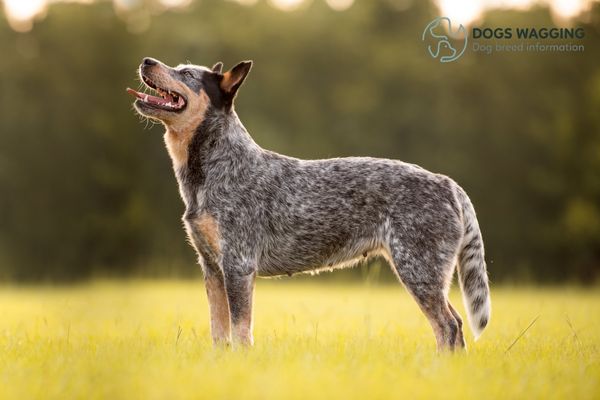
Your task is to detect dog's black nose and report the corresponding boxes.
[142,57,157,66]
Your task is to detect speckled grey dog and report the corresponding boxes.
[127,57,491,350]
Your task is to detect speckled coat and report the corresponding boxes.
[129,57,491,350]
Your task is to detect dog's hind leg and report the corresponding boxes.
[447,300,466,348]
[223,256,257,346]
[386,240,463,352]
[204,269,232,345]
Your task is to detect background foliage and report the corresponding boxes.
[0,0,599,282]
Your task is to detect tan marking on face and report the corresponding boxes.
[138,64,210,169]
[193,213,221,257]
[164,90,210,169]
[205,274,231,345]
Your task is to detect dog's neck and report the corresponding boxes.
[168,109,262,210]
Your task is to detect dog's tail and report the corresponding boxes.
[455,186,491,340]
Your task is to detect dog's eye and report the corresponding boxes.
[182,70,194,79]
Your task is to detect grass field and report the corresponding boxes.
[0,280,598,399]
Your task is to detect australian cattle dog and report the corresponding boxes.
[127,57,491,350]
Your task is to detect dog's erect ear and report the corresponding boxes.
[212,62,223,73]
[220,61,252,96]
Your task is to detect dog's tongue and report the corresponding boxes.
[126,88,142,99]
[126,88,170,105]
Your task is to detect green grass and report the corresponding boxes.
[0,280,598,399]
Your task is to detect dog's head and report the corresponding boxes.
[127,57,252,132]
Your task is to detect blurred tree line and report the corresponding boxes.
[0,0,599,282]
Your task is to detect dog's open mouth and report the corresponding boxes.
[127,75,186,111]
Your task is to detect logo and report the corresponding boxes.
[422,17,468,63]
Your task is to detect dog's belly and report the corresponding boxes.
[256,237,381,277]
[257,256,361,278]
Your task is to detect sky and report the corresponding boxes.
[1,0,597,32]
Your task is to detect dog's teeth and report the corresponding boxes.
[144,94,148,102]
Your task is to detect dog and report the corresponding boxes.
[127,57,490,350]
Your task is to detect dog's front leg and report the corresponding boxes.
[223,262,256,346]
[204,269,231,345]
